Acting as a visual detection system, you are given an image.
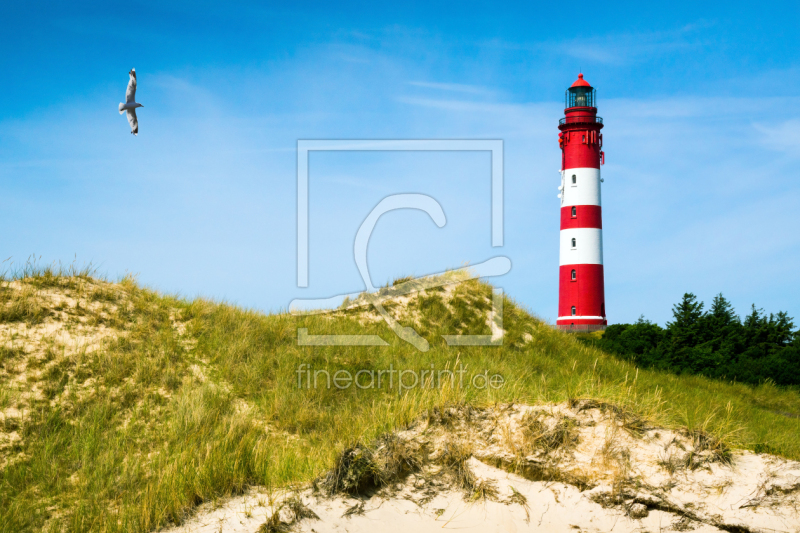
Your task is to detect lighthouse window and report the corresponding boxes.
[571,238,576,248]
[571,306,576,316]
[571,269,576,280]
[571,174,576,185]
[571,206,576,217]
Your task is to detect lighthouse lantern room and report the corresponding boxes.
[557,73,607,331]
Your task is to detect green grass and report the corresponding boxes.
[0,266,799,532]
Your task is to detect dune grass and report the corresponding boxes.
[0,266,799,532]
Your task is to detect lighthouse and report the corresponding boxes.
[557,73,607,330]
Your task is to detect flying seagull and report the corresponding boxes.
[118,68,143,135]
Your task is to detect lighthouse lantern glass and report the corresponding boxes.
[566,87,596,108]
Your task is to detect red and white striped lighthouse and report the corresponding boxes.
[557,73,607,330]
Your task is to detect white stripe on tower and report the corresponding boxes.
[559,228,603,265]
[559,168,602,207]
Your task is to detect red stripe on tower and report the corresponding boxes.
[557,73,607,331]
[560,205,602,230]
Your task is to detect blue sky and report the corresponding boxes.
[2,1,799,325]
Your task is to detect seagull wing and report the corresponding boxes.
[126,69,137,104]
[126,108,138,135]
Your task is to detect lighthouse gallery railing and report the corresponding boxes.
[559,116,603,126]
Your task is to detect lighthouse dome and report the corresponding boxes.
[566,73,596,108]
[570,73,592,88]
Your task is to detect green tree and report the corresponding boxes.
[664,293,704,373]
[695,294,741,378]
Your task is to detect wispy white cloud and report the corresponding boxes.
[407,81,495,96]
[486,23,712,66]
[396,96,510,112]
[753,119,800,157]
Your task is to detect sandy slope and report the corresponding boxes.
[165,403,800,533]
